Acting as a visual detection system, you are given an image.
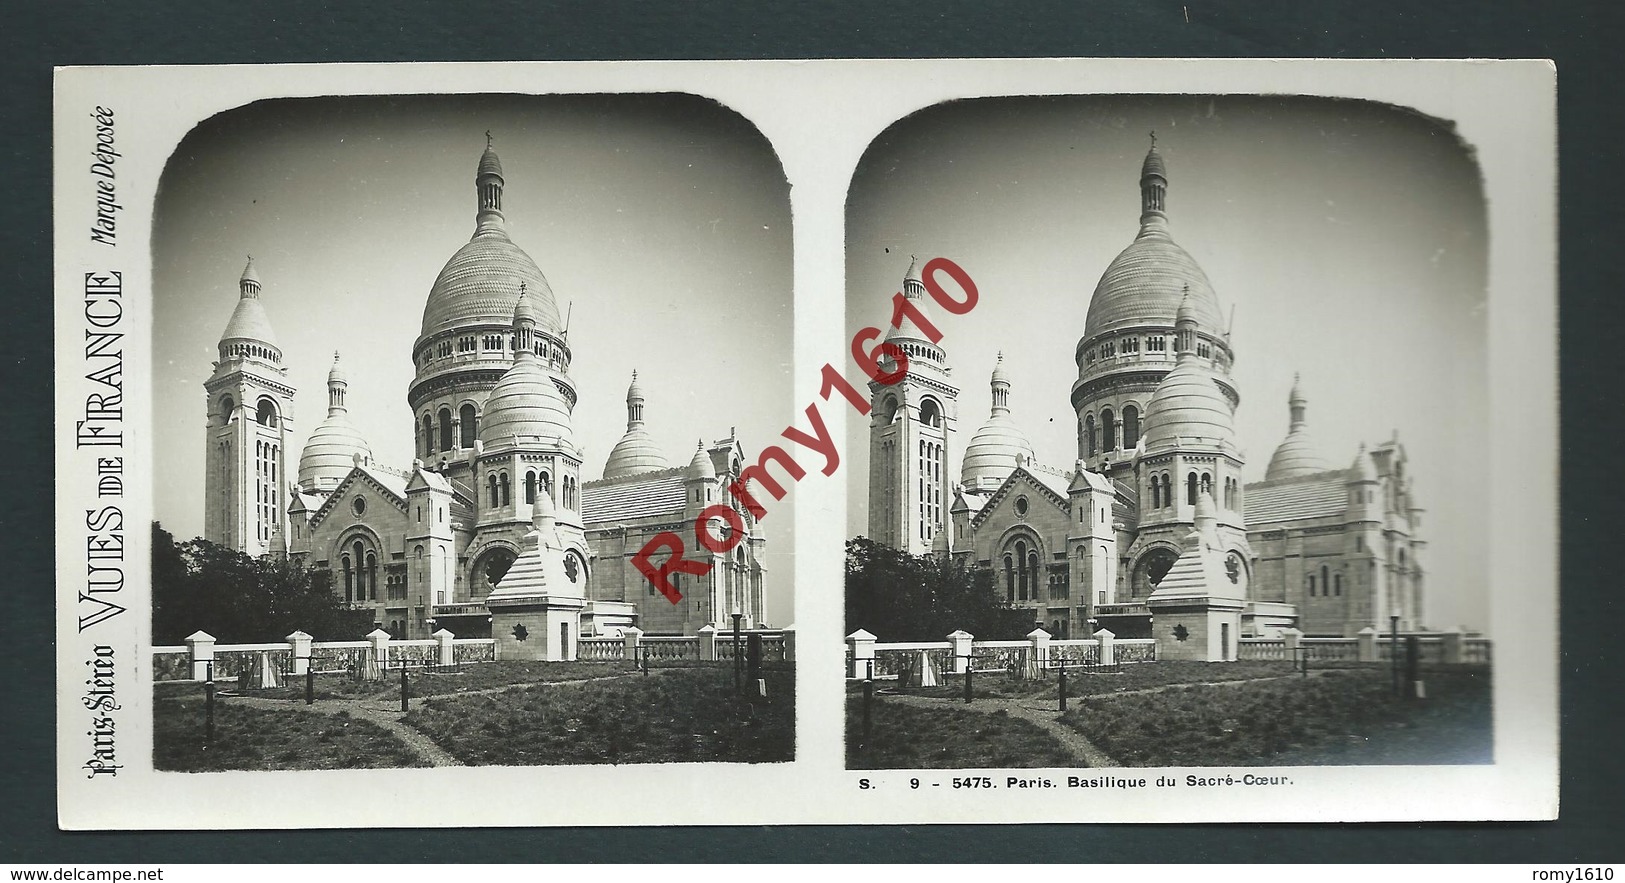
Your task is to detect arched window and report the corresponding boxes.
[422,414,434,455]
[341,556,353,604]
[459,404,477,449]
[1004,555,1015,602]
[918,398,942,428]
[1028,551,1040,596]
[1016,541,1028,600]
[220,396,235,422]
[256,399,277,427]
[1122,405,1140,449]
[1334,574,1342,596]
[879,395,899,424]
[366,551,378,601]
[539,471,552,498]
[1187,472,1198,506]
[487,474,499,508]
[1163,475,1174,509]
[1309,574,1317,597]
[1149,475,1160,509]
[499,472,511,506]
[1085,415,1097,457]
[1321,565,1330,596]
[524,471,536,504]
[1101,408,1117,452]
[438,408,453,452]
[1200,473,1212,497]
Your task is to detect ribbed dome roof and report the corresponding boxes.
[420,145,562,342]
[604,427,668,479]
[422,233,561,340]
[298,412,372,490]
[961,413,1035,489]
[1142,357,1234,451]
[221,296,279,346]
[1084,234,1224,338]
[1083,143,1224,340]
[479,358,572,448]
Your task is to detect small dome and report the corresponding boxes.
[298,413,372,490]
[478,144,504,179]
[1350,444,1376,481]
[239,256,261,287]
[687,441,716,480]
[327,351,347,385]
[1141,145,1167,180]
[479,359,572,449]
[626,370,645,402]
[604,427,669,479]
[960,413,1036,490]
[990,351,1011,385]
[1264,373,1330,480]
[1141,358,1233,451]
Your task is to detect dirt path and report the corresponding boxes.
[878,692,1118,768]
[229,669,664,768]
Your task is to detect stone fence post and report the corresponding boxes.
[286,630,312,675]
[365,628,391,681]
[1441,626,1463,665]
[698,625,718,661]
[185,630,216,681]
[1093,628,1116,666]
[782,624,796,662]
[1024,627,1051,679]
[1357,627,1378,662]
[622,626,644,661]
[946,629,974,673]
[1281,627,1303,663]
[847,629,876,679]
[433,628,456,668]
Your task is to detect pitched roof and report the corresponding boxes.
[1244,469,1349,525]
[581,468,687,525]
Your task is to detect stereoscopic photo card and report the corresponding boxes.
[53,59,1556,829]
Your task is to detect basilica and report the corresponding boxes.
[200,140,768,640]
[866,141,1426,648]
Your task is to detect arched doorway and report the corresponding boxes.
[1130,547,1179,600]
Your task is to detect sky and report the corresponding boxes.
[843,95,1490,634]
[151,94,796,624]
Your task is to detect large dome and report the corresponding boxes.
[421,232,562,340]
[1084,233,1225,339]
[419,142,563,343]
[1082,143,1225,340]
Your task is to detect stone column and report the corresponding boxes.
[285,630,313,675]
[185,630,216,681]
[1025,627,1052,679]
[365,628,392,681]
[1441,626,1463,665]
[1357,626,1378,662]
[433,628,456,668]
[1093,628,1116,666]
[698,624,718,661]
[946,629,974,673]
[622,626,644,662]
[847,629,876,679]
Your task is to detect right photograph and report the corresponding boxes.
[843,95,1492,771]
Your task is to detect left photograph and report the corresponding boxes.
[148,94,795,771]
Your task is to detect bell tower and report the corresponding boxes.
[867,256,959,554]
[204,257,296,556]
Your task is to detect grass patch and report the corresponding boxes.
[405,662,793,765]
[1061,667,1491,766]
[865,660,1301,701]
[847,697,1075,770]
[153,699,427,771]
[155,659,651,703]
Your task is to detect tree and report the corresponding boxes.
[844,536,1032,641]
[152,522,373,644]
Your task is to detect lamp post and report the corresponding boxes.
[1389,613,1401,697]
[731,607,743,693]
